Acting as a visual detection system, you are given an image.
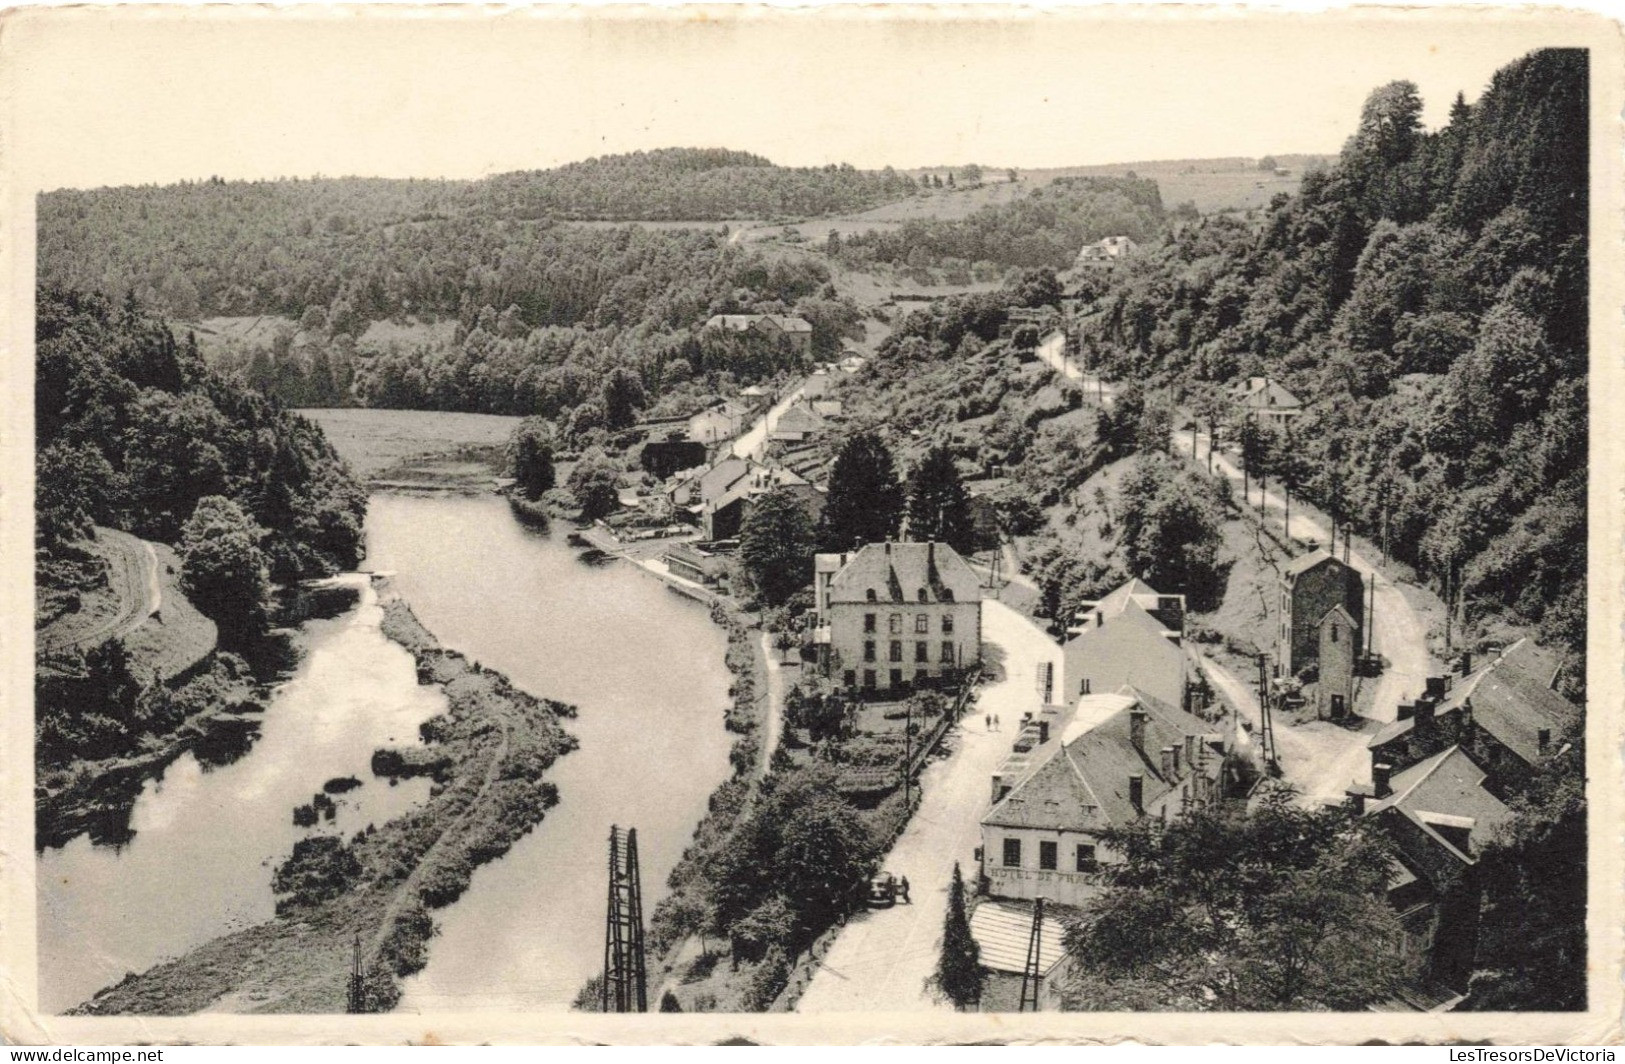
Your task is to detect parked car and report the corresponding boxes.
[867,873,898,908]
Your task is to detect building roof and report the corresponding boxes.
[771,401,828,437]
[1370,746,1513,865]
[969,900,1069,976]
[702,313,812,334]
[1370,639,1581,764]
[822,541,983,606]
[1234,376,1304,412]
[1281,548,1343,580]
[710,462,811,513]
[1061,601,1187,709]
[983,687,1214,833]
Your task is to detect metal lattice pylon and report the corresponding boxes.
[346,931,366,1014]
[1018,897,1045,1012]
[602,824,648,1013]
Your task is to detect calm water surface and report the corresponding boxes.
[36,576,442,1014]
[368,493,734,1012]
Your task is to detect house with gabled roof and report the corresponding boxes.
[1074,235,1137,271]
[1060,599,1190,713]
[1367,639,1580,790]
[812,541,982,694]
[768,399,828,444]
[1349,746,1514,991]
[969,899,1075,1011]
[702,313,814,355]
[979,688,1225,907]
[1067,576,1185,638]
[1231,375,1304,429]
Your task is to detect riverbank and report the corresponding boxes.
[70,579,578,1015]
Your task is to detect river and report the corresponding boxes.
[369,494,733,1011]
[37,491,734,1015]
[36,576,443,1014]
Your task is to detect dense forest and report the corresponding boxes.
[37,148,912,323]
[1079,49,1588,684]
[36,288,367,631]
[39,150,885,419]
[833,175,1170,272]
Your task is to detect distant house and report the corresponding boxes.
[1367,639,1580,790]
[835,354,868,376]
[803,366,836,399]
[1350,746,1513,992]
[1060,598,1190,713]
[1278,549,1364,678]
[768,399,828,444]
[812,541,982,694]
[687,399,754,446]
[702,313,814,356]
[1230,375,1304,430]
[980,688,1225,908]
[701,460,818,542]
[1074,235,1137,270]
[969,900,1074,1011]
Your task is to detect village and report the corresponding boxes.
[539,233,1581,1015]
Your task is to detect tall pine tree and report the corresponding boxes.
[906,443,975,555]
[819,431,903,550]
[932,862,984,1010]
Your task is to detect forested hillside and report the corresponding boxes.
[1080,49,1587,681]
[36,288,367,622]
[36,148,913,323]
[834,175,1167,271]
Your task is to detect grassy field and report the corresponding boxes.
[298,408,520,484]
[1017,155,1335,214]
[355,317,458,353]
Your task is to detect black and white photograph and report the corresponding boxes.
[2,5,1618,1045]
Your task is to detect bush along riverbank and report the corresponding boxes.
[71,581,578,1015]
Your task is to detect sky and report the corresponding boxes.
[0,6,1604,191]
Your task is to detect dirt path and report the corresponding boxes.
[797,601,1060,1012]
[39,528,161,654]
[758,632,788,778]
[731,381,809,462]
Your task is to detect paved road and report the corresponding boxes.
[1035,331,1117,409]
[731,383,809,462]
[797,601,1060,1013]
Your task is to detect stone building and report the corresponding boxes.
[1278,548,1364,678]
[812,541,981,694]
[1316,603,1358,720]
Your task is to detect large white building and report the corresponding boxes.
[812,541,982,694]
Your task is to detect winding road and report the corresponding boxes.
[39,527,163,655]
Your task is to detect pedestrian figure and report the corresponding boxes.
[900,876,911,904]
[985,713,992,732]
[994,713,1001,731]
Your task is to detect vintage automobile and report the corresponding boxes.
[867,872,898,908]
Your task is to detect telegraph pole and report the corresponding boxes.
[1018,897,1046,1012]
[346,931,366,1014]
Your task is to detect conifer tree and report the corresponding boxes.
[906,443,976,555]
[933,862,984,1010]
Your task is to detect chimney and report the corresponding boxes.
[1373,762,1393,799]
[1160,746,1176,780]
[1128,773,1144,813]
[1037,720,1050,744]
[1414,697,1435,732]
[1425,675,1448,700]
[884,541,891,556]
[1346,789,1367,816]
[1538,727,1551,754]
[1459,650,1473,677]
[991,774,1005,805]
[1172,743,1182,777]
[1460,698,1474,734]
[1129,709,1147,753]
[1184,734,1197,769]
[1397,701,1415,721]
[927,541,936,567]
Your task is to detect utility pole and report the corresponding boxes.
[903,698,913,809]
[1257,652,1278,775]
[1018,897,1046,1012]
[346,931,366,1014]
[603,825,649,1013]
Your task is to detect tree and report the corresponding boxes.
[740,488,815,606]
[820,431,904,550]
[509,417,556,499]
[1115,455,1226,611]
[1258,155,1280,172]
[566,448,622,520]
[1461,731,1586,1010]
[601,367,647,430]
[1013,268,1063,309]
[930,862,985,1009]
[179,495,272,648]
[659,990,683,1013]
[906,444,976,554]
[1059,788,1414,1011]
